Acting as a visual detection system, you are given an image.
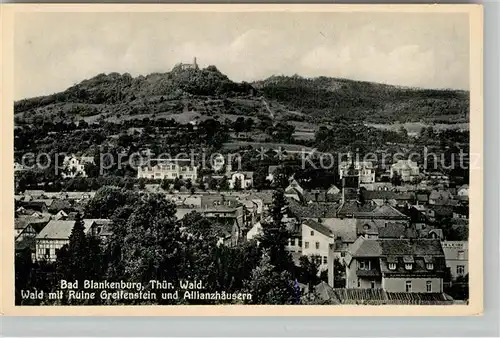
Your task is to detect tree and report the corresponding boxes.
[298,255,321,290]
[391,171,402,186]
[233,177,242,191]
[258,189,292,271]
[173,177,183,191]
[55,213,104,304]
[244,250,296,304]
[232,117,246,135]
[333,258,346,288]
[121,194,186,303]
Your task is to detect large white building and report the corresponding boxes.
[390,160,419,182]
[339,161,375,184]
[137,159,198,181]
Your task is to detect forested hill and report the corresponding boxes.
[252,75,469,124]
[14,65,255,113]
[14,67,469,125]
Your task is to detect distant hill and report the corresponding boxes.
[252,75,469,124]
[14,66,469,126]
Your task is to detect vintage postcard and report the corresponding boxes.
[1,4,483,316]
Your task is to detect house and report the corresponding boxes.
[453,205,469,220]
[429,190,453,205]
[343,237,446,293]
[390,160,420,182]
[339,161,375,184]
[285,179,304,196]
[326,185,340,195]
[62,155,95,178]
[175,196,249,246]
[15,214,51,238]
[23,190,45,199]
[456,184,469,198]
[35,220,89,261]
[426,172,450,185]
[302,219,335,272]
[137,159,198,181]
[441,241,468,279]
[34,219,106,261]
[228,172,254,190]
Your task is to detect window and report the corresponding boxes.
[315,242,320,250]
[458,250,465,260]
[357,279,360,288]
[359,261,366,270]
[426,263,434,270]
[405,281,412,292]
[45,248,50,256]
[341,252,346,257]
[426,281,432,292]
[323,256,328,264]
[54,248,60,256]
[298,239,302,247]
[457,265,465,275]
[310,231,314,236]
[388,263,397,270]
[370,281,375,289]
[305,242,309,249]
[405,263,413,270]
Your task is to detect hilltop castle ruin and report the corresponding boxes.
[174,57,199,71]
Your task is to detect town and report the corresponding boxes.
[14,60,469,305]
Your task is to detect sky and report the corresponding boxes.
[14,11,470,100]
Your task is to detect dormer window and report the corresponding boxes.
[405,263,413,270]
[426,263,434,270]
[388,263,397,270]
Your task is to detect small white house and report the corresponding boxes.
[62,155,95,178]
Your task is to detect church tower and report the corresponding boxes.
[342,162,360,202]
[193,57,199,70]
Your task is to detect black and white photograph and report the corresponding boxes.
[6,5,483,313]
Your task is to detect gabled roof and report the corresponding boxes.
[349,237,383,258]
[302,219,333,237]
[36,220,92,240]
[288,199,338,219]
[354,204,409,220]
[324,218,357,242]
[429,190,452,201]
[362,191,415,201]
[337,200,377,217]
[378,223,417,239]
[349,237,444,258]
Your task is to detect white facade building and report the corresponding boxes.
[137,159,198,181]
[390,160,420,182]
[339,161,375,184]
[62,155,95,178]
